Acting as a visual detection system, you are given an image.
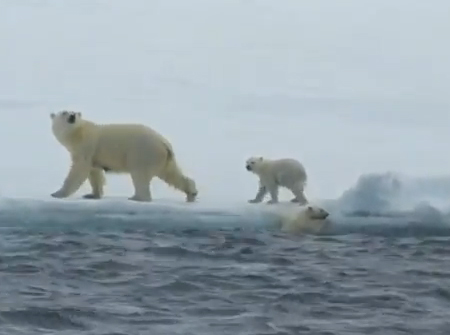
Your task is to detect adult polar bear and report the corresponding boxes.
[246,156,308,205]
[50,111,198,202]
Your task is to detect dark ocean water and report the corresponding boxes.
[1,199,450,334]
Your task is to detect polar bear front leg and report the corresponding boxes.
[128,169,152,202]
[83,168,105,199]
[266,182,279,204]
[51,160,91,198]
[248,184,267,203]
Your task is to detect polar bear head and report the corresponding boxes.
[50,110,83,142]
[304,205,329,220]
[245,156,265,174]
[280,204,330,234]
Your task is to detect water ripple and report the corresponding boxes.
[0,226,450,334]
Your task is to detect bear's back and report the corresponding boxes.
[268,158,307,184]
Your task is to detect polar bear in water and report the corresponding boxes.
[277,204,330,234]
[246,156,308,205]
[50,110,198,202]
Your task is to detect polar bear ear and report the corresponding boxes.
[258,157,263,161]
[50,113,55,119]
[76,112,82,118]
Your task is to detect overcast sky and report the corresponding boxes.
[0,0,449,204]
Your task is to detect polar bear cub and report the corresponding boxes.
[50,110,198,202]
[246,156,308,204]
[279,204,330,234]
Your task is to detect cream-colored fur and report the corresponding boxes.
[246,156,308,204]
[50,110,198,202]
[279,204,329,234]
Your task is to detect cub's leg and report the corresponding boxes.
[83,168,105,199]
[248,182,267,203]
[266,180,279,204]
[289,182,308,205]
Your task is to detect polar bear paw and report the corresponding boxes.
[82,193,102,200]
[290,197,308,205]
[128,195,152,202]
[51,190,68,199]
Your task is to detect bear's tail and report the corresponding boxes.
[158,142,196,198]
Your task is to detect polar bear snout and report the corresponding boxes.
[320,211,330,219]
[67,113,76,124]
[245,157,264,173]
[307,206,329,220]
[51,110,81,127]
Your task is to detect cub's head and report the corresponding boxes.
[50,110,83,139]
[305,205,329,220]
[184,177,198,202]
[245,156,265,174]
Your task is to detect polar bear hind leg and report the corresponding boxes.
[128,169,153,202]
[289,182,308,205]
[156,151,198,202]
[83,168,105,199]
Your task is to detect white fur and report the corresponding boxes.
[246,156,308,204]
[50,110,198,202]
[279,204,330,234]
